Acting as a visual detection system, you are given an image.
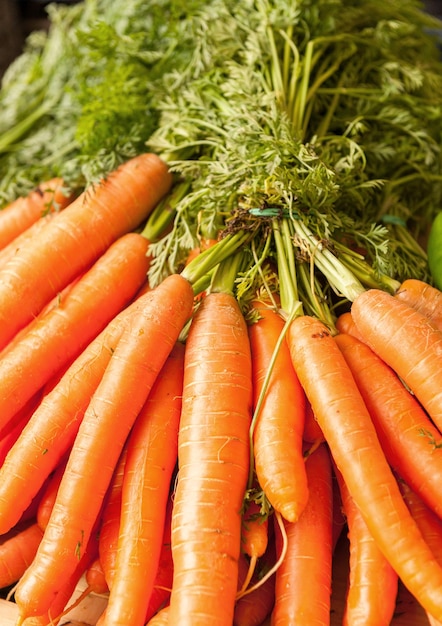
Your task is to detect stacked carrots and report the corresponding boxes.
[1,154,442,626]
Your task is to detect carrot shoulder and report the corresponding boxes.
[287,314,442,622]
[13,273,194,620]
[0,152,171,351]
[168,290,253,626]
[351,288,442,433]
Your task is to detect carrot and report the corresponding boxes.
[287,313,442,621]
[85,557,109,596]
[271,443,333,626]
[98,341,185,626]
[36,457,68,531]
[0,152,171,350]
[233,539,276,626]
[168,289,253,626]
[335,331,442,519]
[395,278,442,331]
[0,521,44,589]
[397,478,442,626]
[144,498,175,623]
[351,288,442,433]
[248,299,308,523]
[13,273,194,620]
[239,498,269,595]
[21,518,101,626]
[397,478,442,567]
[303,398,325,446]
[241,499,269,561]
[0,295,140,535]
[0,232,151,433]
[334,311,361,338]
[335,466,398,626]
[98,448,127,590]
[0,177,73,250]
[0,389,43,467]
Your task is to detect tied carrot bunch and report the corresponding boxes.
[1,1,442,626]
[0,150,442,626]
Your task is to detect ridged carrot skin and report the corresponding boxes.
[287,314,442,622]
[98,342,185,626]
[14,273,195,620]
[248,300,308,523]
[335,331,442,519]
[351,288,442,433]
[0,152,171,351]
[0,232,151,434]
[168,291,253,626]
[0,177,73,249]
[335,467,398,626]
[271,443,333,626]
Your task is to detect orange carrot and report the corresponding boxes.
[36,457,68,531]
[168,290,253,626]
[85,557,109,596]
[0,295,142,535]
[98,448,127,590]
[0,178,73,250]
[0,521,44,589]
[144,498,175,623]
[0,152,171,350]
[98,341,185,626]
[397,478,442,626]
[398,478,442,568]
[0,232,151,433]
[0,390,43,467]
[241,500,269,561]
[335,331,442,519]
[248,299,308,523]
[287,314,442,621]
[21,518,101,626]
[335,466,398,626]
[233,539,276,626]
[395,278,442,331]
[351,288,442,433]
[14,273,194,620]
[303,398,325,446]
[335,311,361,338]
[271,443,333,626]
[239,498,269,595]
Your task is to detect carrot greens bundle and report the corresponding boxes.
[144,0,442,315]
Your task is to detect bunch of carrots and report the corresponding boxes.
[1,152,442,626]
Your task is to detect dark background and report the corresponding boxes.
[0,0,441,79]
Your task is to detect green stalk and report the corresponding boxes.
[272,217,302,316]
[141,181,190,243]
[289,218,365,302]
[181,230,250,293]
